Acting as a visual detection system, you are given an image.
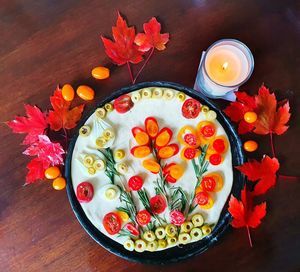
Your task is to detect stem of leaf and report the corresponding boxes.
[269,133,276,158]
[133,47,154,84]
[126,62,134,84]
[63,128,68,151]
[246,226,253,248]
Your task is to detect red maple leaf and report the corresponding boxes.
[228,185,267,247]
[23,135,65,166]
[223,92,257,134]
[134,17,169,52]
[101,12,144,65]
[236,156,280,196]
[25,158,50,184]
[6,105,48,144]
[224,85,291,136]
[253,85,291,135]
[47,86,84,131]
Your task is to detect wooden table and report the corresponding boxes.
[1,1,299,271]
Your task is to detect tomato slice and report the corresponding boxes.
[212,138,225,153]
[150,195,167,214]
[130,145,151,158]
[181,98,201,119]
[209,153,222,165]
[201,176,216,192]
[170,210,185,226]
[76,182,94,203]
[163,163,177,183]
[113,94,134,113]
[184,133,197,146]
[124,223,139,236]
[157,143,179,159]
[195,191,209,205]
[128,175,144,191]
[145,117,159,138]
[201,125,215,138]
[136,210,151,226]
[182,147,197,160]
[103,212,122,235]
[131,127,145,137]
[142,159,160,174]
[155,128,173,147]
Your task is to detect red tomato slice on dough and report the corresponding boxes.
[150,195,167,214]
[125,223,139,236]
[136,210,151,226]
[182,98,201,119]
[113,94,134,113]
[170,210,185,226]
[103,212,122,235]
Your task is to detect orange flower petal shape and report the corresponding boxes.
[145,117,159,138]
[177,125,200,148]
[157,144,179,159]
[134,131,150,145]
[142,159,160,173]
[130,145,151,158]
[155,128,172,147]
[199,195,214,209]
[169,164,184,180]
[197,121,216,139]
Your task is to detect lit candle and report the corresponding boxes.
[195,39,254,100]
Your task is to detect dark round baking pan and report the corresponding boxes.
[65,81,245,264]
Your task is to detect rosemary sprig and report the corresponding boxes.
[169,186,188,215]
[137,188,166,226]
[188,144,209,214]
[119,190,138,225]
[98,147,119,184]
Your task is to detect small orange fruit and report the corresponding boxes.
[244,111,257,123]
[61,84,75,101]
[76,85,95,101]
[92,66,110,80]
[52,177,66,190]
[45,166,61,179]
[243,140,258,152]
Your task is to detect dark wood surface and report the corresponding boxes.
[1,0,300,271]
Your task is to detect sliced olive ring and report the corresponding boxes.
[191,214,204,227]
[79,125,91,137]
[190,227,203,241]
[131,91,141,103]
[124,239,135,251]
[141,89,152,98]
[83,155,94,167]
[103,128,115,140]
[134,239,146,252]
[114,149,125,161]
[87,167,96,175]
[146,240,158,252]
[95,136,107,148]
[104,103,113,112]
[165,224,177,237]
[163,89,174,100]
[178,233,191,244]
[158,239,167,248]
[95,108,106,119]
[152,88,163,98]
[115,162,128,174]
[180,221,194,233]
[176,92,186,101]
[143,230,156,242]
[93,159,106,171]
[167,236,177,246]
[201,105,210,113]
[201,224,212,236]
[205,110,217,121]
[155,227,166,239]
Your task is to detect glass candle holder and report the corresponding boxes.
[195,39,254,100]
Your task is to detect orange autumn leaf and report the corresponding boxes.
[47,86,84,131]
[236,156,280,196]
[253,85,291,135]
[101,12,144,65]
[134,17,169,52]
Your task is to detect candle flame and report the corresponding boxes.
[222,62,229,70]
